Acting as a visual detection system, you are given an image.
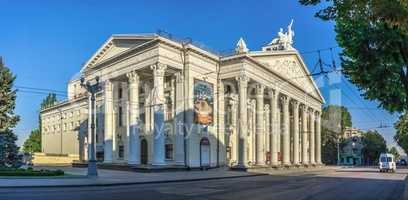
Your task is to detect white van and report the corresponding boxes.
[379,153,396,172]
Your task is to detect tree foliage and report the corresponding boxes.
[0,57,20,167]
[321,105,352,164]
[0,57,19,131]
[299,0,408,113]
[22,93,57,154]
[388,146,400,161]
[38,93,57,133]
[394,113,408,154]
[0,129,19,167]
[40,93,57,110]
[362,130,387,165]
[22,129,41,153]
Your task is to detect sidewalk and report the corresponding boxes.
[247,165,341,176]
[0,167,266,188]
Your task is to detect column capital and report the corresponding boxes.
[236,70,249,87]
[230,93,239,101]
[291,99,300,108]
[280,95,289,105]
[126,71,140,83]
[255,84,265,95]
[267,88,275,97]
[300,104,308,111]
[264,104,270,111]
[175,72,183,83]
[151,63,167,77]
[104,79,113,91]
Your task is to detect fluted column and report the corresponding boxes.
[270,89,279,166]
[255,84,265,165]
[281,95,290,165]
[127,71,140,165]
[309,108,316,164]
[264,104,270,164]
[144,82,151,134]
[316,111,322,164]
[237,71,249,167]
[218,81,226,165]
[174,72,185,165]
[230,94,238,164]
[301,105,309,164]
[151,63,167,165]
[104,80,114,163]
[249,99,256,164]
[292,100,300,165]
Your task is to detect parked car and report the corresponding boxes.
[400,159,407,166]
[379,153,396,172]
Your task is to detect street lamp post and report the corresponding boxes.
[337,138,340,165]
[58,108,63,155]
[80,76,101,177]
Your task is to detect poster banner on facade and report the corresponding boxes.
[193,79,214,125]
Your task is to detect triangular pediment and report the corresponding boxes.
[81,34,156,72]
[250,52,324,103]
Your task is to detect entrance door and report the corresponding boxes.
[141,139,148,165]
[200,138,210,167]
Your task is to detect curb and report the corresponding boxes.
[0,173,267,189]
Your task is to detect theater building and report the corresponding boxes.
[40,23,324,168]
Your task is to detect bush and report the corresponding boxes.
[0,167,64,176]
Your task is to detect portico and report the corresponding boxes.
[40,21,324,169]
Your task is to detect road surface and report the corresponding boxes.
[0,167,406,200]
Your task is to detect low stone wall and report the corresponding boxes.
[32,153,79,166]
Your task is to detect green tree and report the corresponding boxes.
[321,105,352,164]
[39,93,57,133]
[362,130,387,165]
[394,113,408,153]
[22,93,58,154]
[22,129,41,153]
[299,0,408,113]
[388,146,400,161]
[0,57,20,167]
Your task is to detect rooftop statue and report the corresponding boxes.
[235,37,249,54]
[266,19,295,51]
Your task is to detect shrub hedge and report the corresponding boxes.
[0,167,64,176]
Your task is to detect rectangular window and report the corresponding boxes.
[118,106,123,127]
[118,87,123,99]
[118,145,124,159]
[165,144,173,160]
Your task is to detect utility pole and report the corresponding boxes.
[80,76,101,177]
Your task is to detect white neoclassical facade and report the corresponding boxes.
[40,23,324,168]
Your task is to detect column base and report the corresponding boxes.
[127,160,140,165]
[103,160,113,164]
[152,162,167,166]
[87,160,98,177]
[230,164,248,171]
[174,161,185,166]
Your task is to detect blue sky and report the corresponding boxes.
[0,0,400,150]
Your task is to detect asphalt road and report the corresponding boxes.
[0,168,406,200]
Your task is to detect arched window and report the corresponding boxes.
[165,138,173,160]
